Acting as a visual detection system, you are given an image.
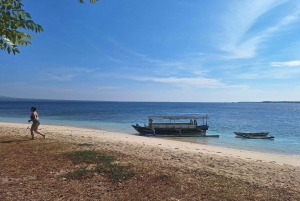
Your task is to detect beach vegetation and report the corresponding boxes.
[65,150,112,164]
[0,134,299,200]
[65,167,94,180]
[64,149,135,182]
[77,143,94,146]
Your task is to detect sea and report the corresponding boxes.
[0,101,299,157]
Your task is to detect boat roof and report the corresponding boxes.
[148,115,209,120]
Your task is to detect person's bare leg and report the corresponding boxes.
[30,124,35,140]
[34,124,45,139]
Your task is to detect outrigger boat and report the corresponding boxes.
[132,115,218,137]
[234,132,269,137]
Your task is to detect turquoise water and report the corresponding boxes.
[0,101,299,156]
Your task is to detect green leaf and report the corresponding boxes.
[2,0,97,55]
[78,0,99,4]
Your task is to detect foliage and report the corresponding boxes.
[1,0,98,55]
[78,0,98,3]
[0,0,43,54]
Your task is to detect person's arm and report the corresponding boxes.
[28,113,32,122]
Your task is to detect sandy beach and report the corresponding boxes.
[1,121,300,193]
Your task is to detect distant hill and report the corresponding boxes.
[0,96,30,101]
[0,96,49,102]
[238,101,300,103]
[0,96,85,102]
[262,101,300,103]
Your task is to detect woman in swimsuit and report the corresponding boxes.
[28,107,45,140]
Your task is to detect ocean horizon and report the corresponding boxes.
[0,100,299,157]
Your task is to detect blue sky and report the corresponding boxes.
[1,0,300,102]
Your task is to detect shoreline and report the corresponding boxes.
[1,118,298,157]
[1,121,300,192]
[1,121,300,167]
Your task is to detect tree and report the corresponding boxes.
[0,0,98,55]
[78,0,98,3]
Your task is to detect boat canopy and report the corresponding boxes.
[148,115,209,120]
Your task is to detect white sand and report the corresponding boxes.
[1,122,300,191]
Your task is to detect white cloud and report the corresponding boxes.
[191,70,209,76]
[96,86,124,90]
[108,38,188,69]
[234,65,300,79]
[72,66,101,73]
[49,74,74,81]
[270,60,300,67]
[39,66,102,82]
[132,76,245,89]
[106,56,121,63]
[217,0,300,59]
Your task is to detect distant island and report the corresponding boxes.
[0,96,61,102]
[238,101,300,103]
[0,96,28,101]
[1,96,299,103]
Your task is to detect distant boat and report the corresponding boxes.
[132,115,218,137]
[242,135,274,139]
[234,132,269,137]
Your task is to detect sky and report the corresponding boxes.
[1,0,300,102]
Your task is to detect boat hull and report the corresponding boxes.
[132,125,209,136]
[234,132,269,137]
[242,135,274,139]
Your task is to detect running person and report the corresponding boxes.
[28,107,45,140]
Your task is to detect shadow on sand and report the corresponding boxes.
[0,139,31,143]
